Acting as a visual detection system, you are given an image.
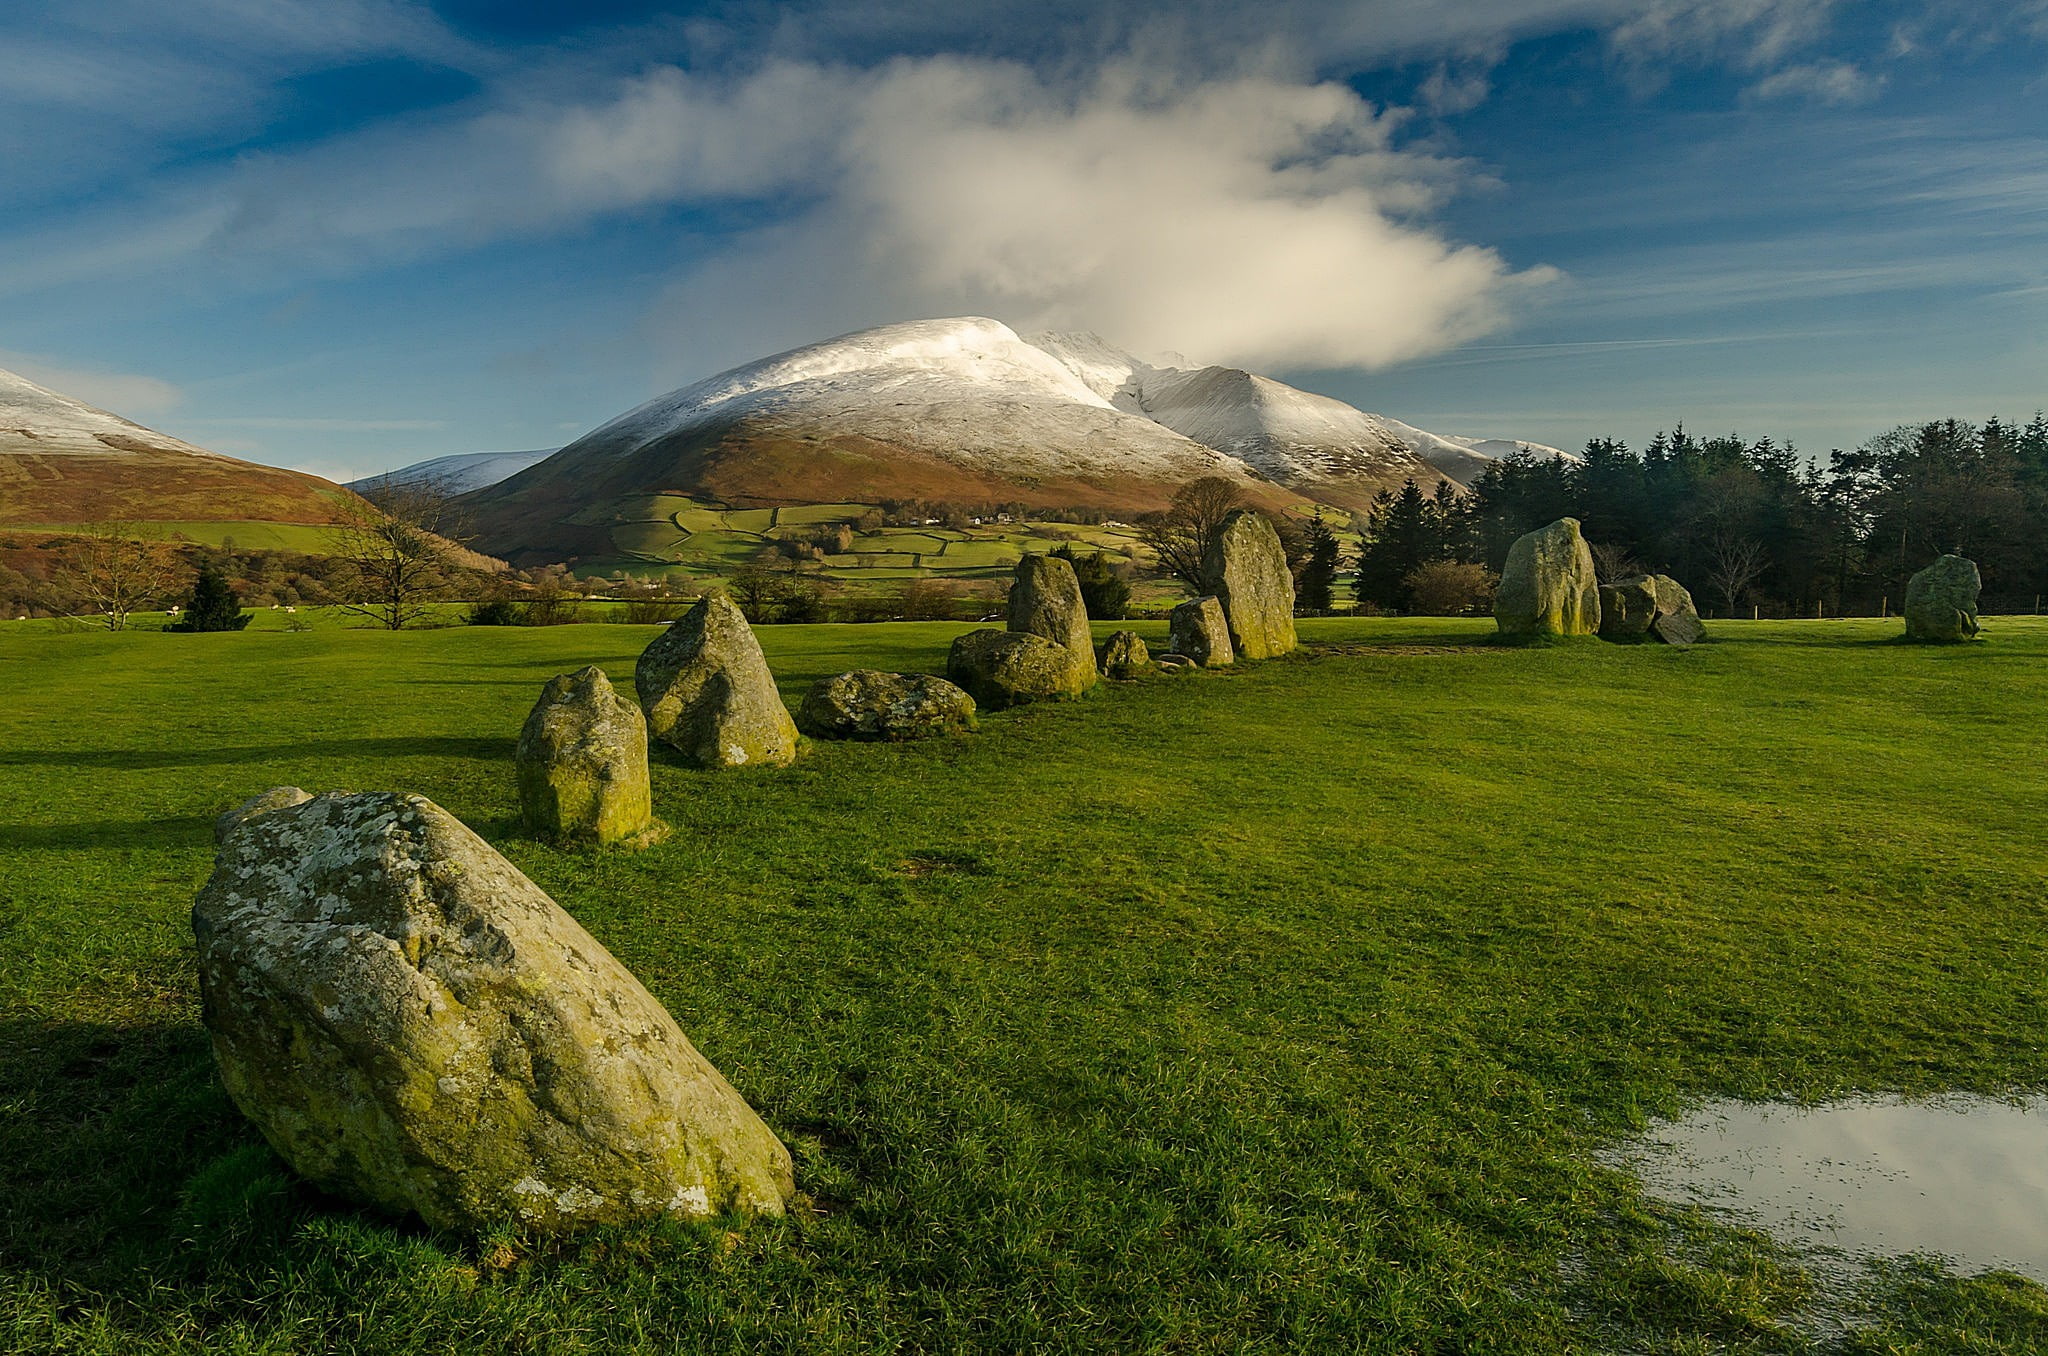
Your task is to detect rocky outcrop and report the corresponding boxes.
[798,671,977,740]
[192,789,794,1235]
[1007,554,1098,691]
[1098,630,1151,679]
[1200,509,1296,658]
[635,591,798,768]
[1903,555,1982,643]
[517,667,660,846]
[1167,596,1234,668]
[945,629,1088,710]
[1494,518,1600,640]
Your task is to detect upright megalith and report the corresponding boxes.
[1200,510,1297,658]
[1904,555,1982,642]
[1647,575,1706,647]
[635,591,798,768]
[1007,554,1098,691]
[946,629,1087,710]
[517,666,660,846]
[193,789,794,1236]
[1098,630,1151,680]
[799,670,977,741]
[1494,518,1600,640]
[1168,596,1234,668]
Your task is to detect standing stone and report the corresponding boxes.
[1098,630,1151,679]
[193,789,794,1236]
[946,629,1088,710]
[517,666,660,847]
[1903,555,1982,642]
[1007,555,1098,690]
[1168,596,1235,668]
[635,591,798,768]
[1200,510,1297,658]
[798,671,977,740]
[1598,577,1658,641]
[1493,518,1600,639]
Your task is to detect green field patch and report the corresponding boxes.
[722,507,778,533]
[671,530,771,566]
[669,505,735,533]
[932,539,1023,568]
[607,521,690,559]
[773,502,874,525]
[822,552,920,569]
[852,532,948,555]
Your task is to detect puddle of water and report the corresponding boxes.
[1611,1095,2048,1283]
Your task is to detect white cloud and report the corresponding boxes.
[1747,60,1886,103]
[0,352,184,415]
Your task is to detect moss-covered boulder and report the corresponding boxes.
[1007,554,1098,691]
[946,629,1087,710]
[1598,577,1658,641]
[635,591,798,768]
[516,666,660,846]
[798,670,977,740]
[1099,630,1151,679]
[1200,509,1296,658]
[1904,555,1982,643]
[1494,518,1600,640]
[192,789,794,1236]
[1167,596,1234,668]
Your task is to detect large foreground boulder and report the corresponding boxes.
[1200,510,1297,658]
[946,629,1087,710]
[517,666,660,846]
[1007,554,1098,691]
[1167,596,1234,668]
[194,789,794,1235]
[1494,518,1600,640]
[635,591,798,768]
[1098,630,1151,680]
[1904,555,1982,643]
[798,670,977,740]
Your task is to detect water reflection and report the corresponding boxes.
[1611,1095,2048,1282]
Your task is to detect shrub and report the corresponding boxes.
[1050,544,1131,619]
[1404,561,1497,615]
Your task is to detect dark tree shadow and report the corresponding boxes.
[0,736,511,771]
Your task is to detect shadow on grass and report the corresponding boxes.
[0,736,511,770]
[0,814,217,850]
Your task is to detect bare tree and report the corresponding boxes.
[1136,476,1247,594]
[1589,541,1640,585]
[1706,532,1767,617]
[332,475,466,630]
[57,522,181,630]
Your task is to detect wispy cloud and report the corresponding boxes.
[1747,59,1885,103]
[0,352,185,415]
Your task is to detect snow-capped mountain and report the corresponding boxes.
[463,317,1564,561]
[348,449,558,496]
[0,365,346,527]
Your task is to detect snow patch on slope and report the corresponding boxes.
[0,365,218,459]
[349,449,559,495]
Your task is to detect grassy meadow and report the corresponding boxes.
[3,616,2047,1352]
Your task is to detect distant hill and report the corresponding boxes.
[347,449,557,496]
[462,318,1564,564]
[0,366,348,528]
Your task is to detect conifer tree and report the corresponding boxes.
[173,563,251,632]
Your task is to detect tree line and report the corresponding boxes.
[1353,415,2048,616]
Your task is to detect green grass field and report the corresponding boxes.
[4,619,2047,1352]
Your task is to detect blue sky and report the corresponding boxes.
[2,0,2043,482]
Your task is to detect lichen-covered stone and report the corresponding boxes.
[1167,596,1234,668]
[635,591,798,768]
[193,789,793,1235]
[1904,555,1982,643]
[517,666,659,846]
[1007,555,1098,691]
[1200,510,1296,658]
[946,629,1088,710]
[1598,577,1658,640]
[1098,630,1151,679]
[1647,575,1705,647]
[798,670,977,740]
[1494,518,1600,639]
